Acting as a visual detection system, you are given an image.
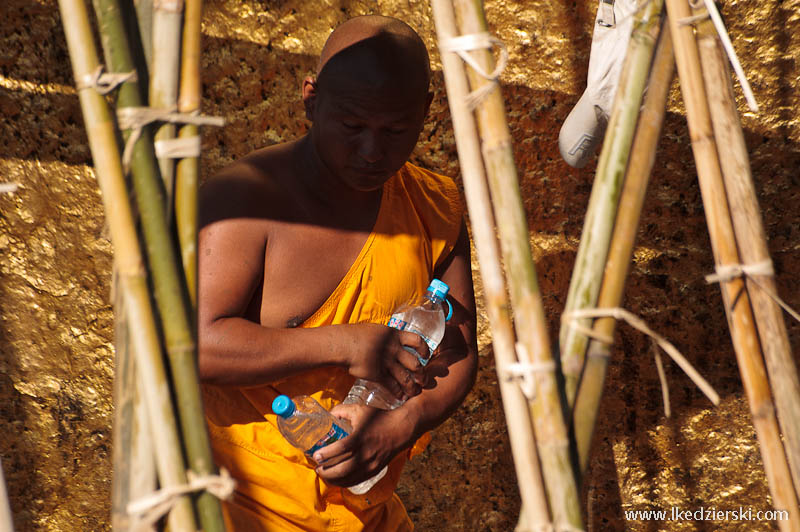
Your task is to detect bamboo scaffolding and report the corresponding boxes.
[57,0,197,529]
[572,20,674,473]
[449,1,583,528]
[697,16,800,497]
[91,0,227,529]
[431,2,551,530]
[175,0,203,307]
[559,0,665,407]
[666,0,800,528]
[150,0,184,194]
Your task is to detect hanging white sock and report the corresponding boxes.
[558,0,638,168]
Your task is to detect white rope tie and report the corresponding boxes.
[127,468,235,531]
[0,183,18,194]
[562,308,720,406]
[76,65,137,95]
[116,107,224,173]
[705,260,800,323]
[154,136,202,159]
[499,342,557,399]
[439,32,508,109]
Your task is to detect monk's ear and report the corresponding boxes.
[302,76,318,121]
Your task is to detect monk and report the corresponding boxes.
[198,15,478,531]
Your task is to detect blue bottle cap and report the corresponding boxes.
[428,279,449,299]
[272,395,295,418]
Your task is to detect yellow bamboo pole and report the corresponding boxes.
[450,1,583,528]
[431,2,551,529]
[666,0,800,528]
[175,0,203,307]
[697,15,800,497]
[573,20,675,473]
[57,1,196,529]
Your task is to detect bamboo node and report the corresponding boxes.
[76,64,137,95]
[677,12,709,26]
[438,32,508,109]
[562,308,720,406]
[154,136,201,159]
[126,468,235,530]
[499,345,556,399]
[705,260,800,324]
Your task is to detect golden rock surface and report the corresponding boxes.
[1,0,798,530]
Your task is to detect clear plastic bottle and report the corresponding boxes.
[271,394,386,495]
[344,279,452,410]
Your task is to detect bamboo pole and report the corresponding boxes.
[111,273,135,532]
[559,0,665,407]
[175,0,203,307]
[135,0,154,74]
[572,20,675,473]
[450,1,583,528]
[91,0,227,529]
[665,1,800,528]
[697,16,800,497]
[431,2,551,529]
[150,0,184,194]
[57,0,197,529]
[0,459,13,532]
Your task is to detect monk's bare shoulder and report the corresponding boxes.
[199,141,300,229]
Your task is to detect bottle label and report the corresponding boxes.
[306,423,349,458]
[387,316,408,330]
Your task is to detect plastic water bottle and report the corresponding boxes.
[271,394,386,494]
[344,279,452,410]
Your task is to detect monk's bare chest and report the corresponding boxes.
[253,221,372,328]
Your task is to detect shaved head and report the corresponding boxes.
[315,15,431,98]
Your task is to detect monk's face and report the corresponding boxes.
[304,65,431,192]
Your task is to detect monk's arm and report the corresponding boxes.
[197,177,424,395]
[315,220,478,485]
[398,219,479,435]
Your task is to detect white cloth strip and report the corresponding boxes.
[438,32,508,109]
[702,0,759,112]
[117,107,225,131]
[154,136,201,159]
[562,308,720,406]
[76,65,137,95]
[498,343,557,399]
[127,468,235,530]
[0,183,18,194]
[652,340,671,417]
[706,260,800,324]
[704,260,774,284]
[117,107,223,173]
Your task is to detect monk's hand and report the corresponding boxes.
[313,404,413,488]
[344,323,428,400]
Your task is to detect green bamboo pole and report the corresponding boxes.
[697,16,800,497]
[135,0,154,74]
[573,19,674,473]
[431,2,552,529]
[91,1,226,529]
[175,0,203,307]
[150,0,184,194]
[450,1,583,528]
[666,0,800,528]
[559,0,665,407]
[57,1,196,530]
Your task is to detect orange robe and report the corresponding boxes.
[202,162,463,531]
